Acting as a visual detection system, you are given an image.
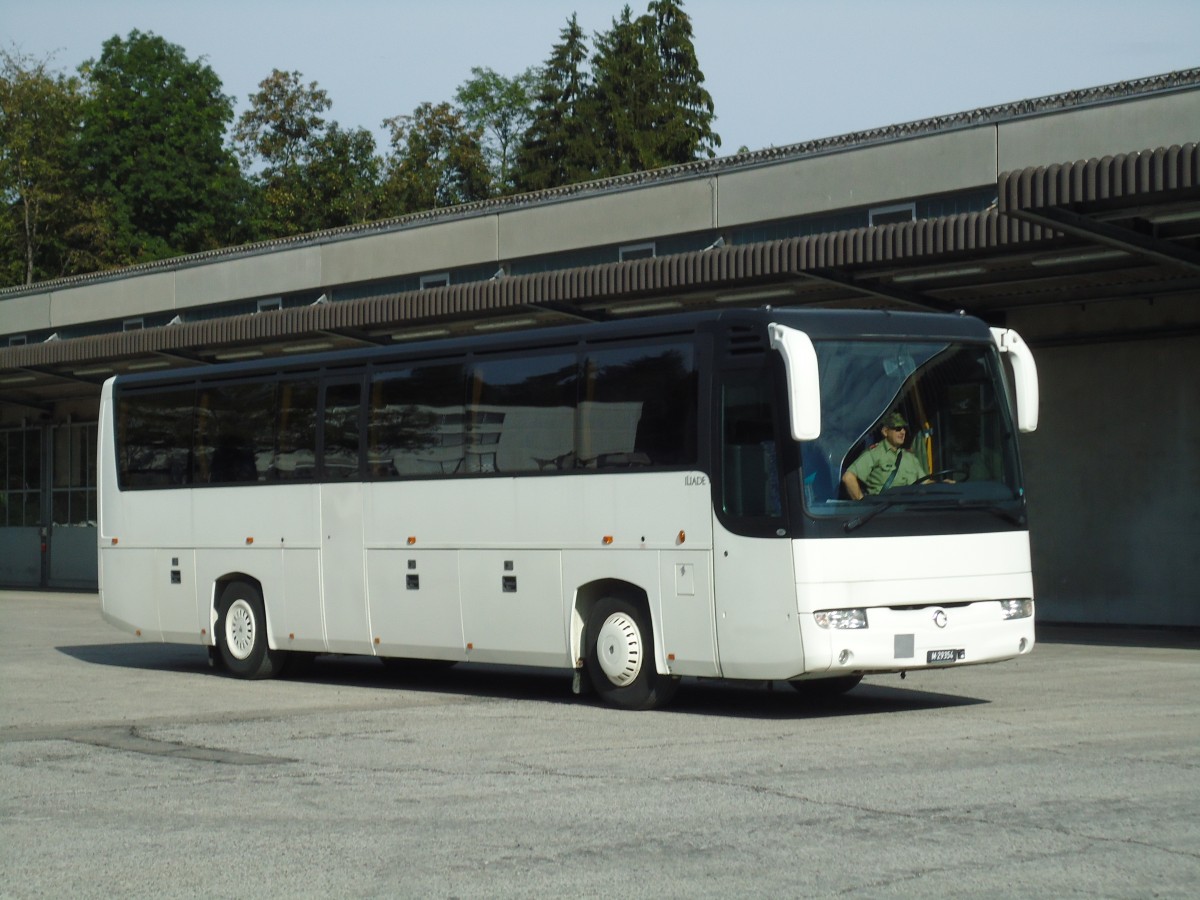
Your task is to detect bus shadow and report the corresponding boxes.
[57,642,988,718]
[59,641,210,674]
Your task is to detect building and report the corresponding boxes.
[2,69,1198,626]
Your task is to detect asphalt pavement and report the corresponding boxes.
[2,591,1198,898]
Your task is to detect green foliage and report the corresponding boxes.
[77,30,246,265]
[0,1,721,285]
[515,14,596,192]
[515,0,719,189]
[0,48,99,285]
[455,66,538,195]
[381,102,490,214]
[234,69,383,237]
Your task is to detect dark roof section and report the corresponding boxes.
[0,209,1059,371]
[2,68,1197,301]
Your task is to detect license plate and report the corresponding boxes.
[927,649,964,664]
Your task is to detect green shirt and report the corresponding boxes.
[848,442,928,494]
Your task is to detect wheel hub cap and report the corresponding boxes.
[225,599,256,660]
[596,612,643,686]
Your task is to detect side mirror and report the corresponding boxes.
[991,328,1039,433]
[768,323,821,441]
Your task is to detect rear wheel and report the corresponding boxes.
[215,580,286,678]
[584,596,678,710]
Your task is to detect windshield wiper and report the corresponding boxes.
[843,500,899,533]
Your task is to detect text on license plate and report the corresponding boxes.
[927,649,965,663]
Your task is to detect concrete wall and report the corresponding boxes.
[1019,333,1200,626]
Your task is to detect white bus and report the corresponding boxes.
[97,307,1039,709]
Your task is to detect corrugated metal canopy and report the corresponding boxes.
[2,143,1198,413]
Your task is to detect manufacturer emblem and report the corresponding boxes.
[933,609,948,628]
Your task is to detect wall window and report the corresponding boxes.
[419,273,451,290]
[869,202,916,226]
[51,423,97,525]
[256,297,283,313]
[618,242,656,261]
[0,427,42,526]
[123,318,145,332]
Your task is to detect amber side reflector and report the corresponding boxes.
[289,633,295,640]
[466,642,474,650]
[200,628,207,637]
[678,530,686,544]
[374,637,381,645]
[245,536,254,545]
[668,653,676,661]
[407,536,417,545]
[602,535,614,545]
[134,629,141,637]
[111,537,119,546]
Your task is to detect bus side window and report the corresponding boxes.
[321,380,364,480]
[118,389,195,488]
[195,381,276,484]
[274,377,318,480]
[370,363,465,477]
[582,344,697,469]
[468,353,576,474]
[720,372,783,520]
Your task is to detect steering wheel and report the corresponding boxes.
[914,468,967,484]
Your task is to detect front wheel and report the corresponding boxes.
[584,597,678,710]
[215,580,286,679]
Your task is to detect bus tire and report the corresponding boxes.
[215,580,285,679]
[789,674,863,698]
[584,596,678,710]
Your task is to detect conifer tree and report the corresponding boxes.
[590,5,661,176]
[514,14,595,192]
[646,0,720,162]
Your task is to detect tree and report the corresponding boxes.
[454,66,537,195]
[234,69,332,177]
[645,0,720,163]
[302,123,383,228]
[234,69,384,236]
[78,30,245,264]
[590,0,720,177]
[590,5,662,176]
[381,102,490,214]
[514,14,596,192]
[0,49,88,285]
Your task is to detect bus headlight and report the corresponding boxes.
[1001,599,1033,620]
[813,608,868,629]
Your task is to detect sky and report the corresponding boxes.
[5,0,1199,156]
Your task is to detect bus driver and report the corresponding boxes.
[841,412,928,500]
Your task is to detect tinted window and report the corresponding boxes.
[194,381,276,484]
[468,353,577,473]
[581,344,697,468]
[274,376,318,480]
[322,380,363,479]
[118,388,195,487]
[370,363,466,477]
[721,371,783,519]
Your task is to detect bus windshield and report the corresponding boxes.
[800,338,1023,515]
